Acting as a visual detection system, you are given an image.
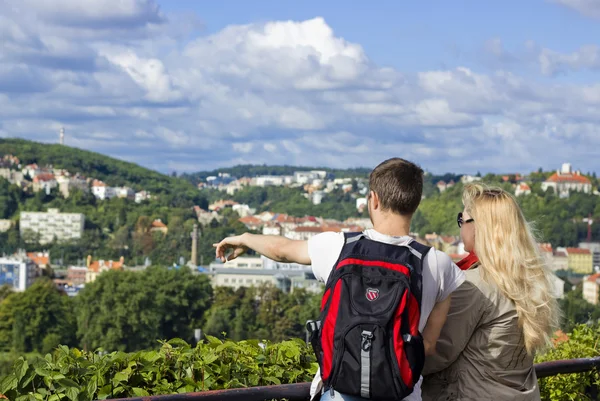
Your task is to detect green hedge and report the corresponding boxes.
[2,324,600,400]
[535,324,600,401]
[0,336,317,400]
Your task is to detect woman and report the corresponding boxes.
[422,184,560,401]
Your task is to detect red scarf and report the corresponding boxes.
[457,252,479,271]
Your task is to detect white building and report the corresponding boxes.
[0,220,11,232]
[253,175,286,187]
[583,273,600,305]
[20,208,85,244]
[461,175,482,184]
[115,187,135,199]
[0,253,38,291]
[208,267,321,294]
[91,180,117,200]
[541,163,592,198]
[356,197,367,212]
[515,183,532,197]
[311,191,324,205]
[294,171,326,185]
[232,204,256,217]
[135,191,152,203]
[549,273,565,299]
[209,256,264,270]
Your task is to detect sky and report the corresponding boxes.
[1,0,600,175]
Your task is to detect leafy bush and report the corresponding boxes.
[0,336,317,400]
[536,324,600,401]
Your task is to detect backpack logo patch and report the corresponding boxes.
[366,288,380,301]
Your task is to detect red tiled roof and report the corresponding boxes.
[27,252,49,266]
[539,243,553,253]
[33,173,55,182]
[586,272,600,282]
[89,259,124,273]
[518,183,531,191]
[239,216,262,225]
[567,248,591,255]
[273,213,295,223]
[546,172,591,185]
[92,179,106,187]
[151,219,167,228]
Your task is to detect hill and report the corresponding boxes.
[0,138,195,195]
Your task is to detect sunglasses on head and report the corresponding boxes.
[457,212,474,228]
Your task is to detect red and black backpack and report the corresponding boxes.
[307,232,431,400]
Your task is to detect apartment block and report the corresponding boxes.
[20,208,85,244]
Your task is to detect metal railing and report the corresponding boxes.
[113,357,600,401]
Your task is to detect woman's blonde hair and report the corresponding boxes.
[462,184,560,354]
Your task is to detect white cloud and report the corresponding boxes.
[550,0,600,19]
[0,3,599,174]
[12,0,166,28]
[539,45,600,75]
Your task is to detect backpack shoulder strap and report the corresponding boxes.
[343,231,364,244]
[406,240,432,261]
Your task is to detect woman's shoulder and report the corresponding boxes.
[464,265,515,310]
[464,266,497,297]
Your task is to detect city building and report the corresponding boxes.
[515,183,532,196]
[210,256,264,270]
[0,252,38,291]
[91,180,116,200]
[551,250,569,272]
[583,273,600,305]
[56,176,89,198]
[208,267,321,294]
[238,216,263,231]
[356,197,367,213]
[27,251,50,269]
[67,266,88,286]
[541,163,592,198]
[115,187,135,199]
[549,273,565,299]
[135,191,152,203]
[0,220,11,232]
[253,175,289,187]
[580,242,600,271]
[149,219,168,235]
[85,256,125,283]
[20,209,85,244]
[562,247,594,274]
[32,173,58,193]
[232,204,256,217]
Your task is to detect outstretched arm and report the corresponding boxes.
[213,233,311,265]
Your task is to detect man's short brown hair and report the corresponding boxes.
[369,158,424,216]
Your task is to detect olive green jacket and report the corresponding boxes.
[422,266,541,401]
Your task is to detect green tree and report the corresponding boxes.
[76,267,212,352]
[0,278,76,353]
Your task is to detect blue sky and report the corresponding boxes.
[1,0,599,175]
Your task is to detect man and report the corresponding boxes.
[214,158,465,400]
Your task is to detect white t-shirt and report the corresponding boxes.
[307,229,466,401]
